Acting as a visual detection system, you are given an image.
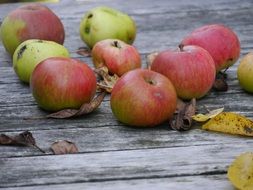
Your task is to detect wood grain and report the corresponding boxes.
[0,0,253,189]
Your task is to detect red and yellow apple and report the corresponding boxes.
[30,57,97,111]
[180,24,240,71]
[237,52,253,93]
[151,45,216,100]
[79,6,136,49]
[92,39,141,76]
[110,69,177,127]
[13,39,69,83]
[0,3,65,55]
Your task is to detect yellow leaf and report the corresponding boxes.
[202,112,253,136]
[228,152,253,190]
[192,107,224,122]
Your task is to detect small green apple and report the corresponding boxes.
[13,39,69,83]
[79,6,136,49]
[237,52,253,93]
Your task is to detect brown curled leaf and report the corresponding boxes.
[0,131,45,153]
[94,66,119,93]
[51,140,78,155]
[213,71,228,91]
[76,46,91,57]
[202,112,253,136]
[169,98,196,131]
[46,91,106,119]
[146,52,159,70]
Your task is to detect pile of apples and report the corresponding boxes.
[0,3,249,127]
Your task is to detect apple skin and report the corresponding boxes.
[79,6,136,49]
[13,39,69,83]
[151,45,216,100]
[0,3,65,55]
[237,52,253,93]
[110,69,177,127]
[92,39,141,76]
[30,57,97,112]
[180,24,240,72]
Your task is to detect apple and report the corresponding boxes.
[151,45,216,100]
[180,24,240,72]
[92,39,141,76]
[79,6,136,49]
[0,3,65,55]
[13,39,69,83]
[30,57,97,111]
[110,69,177,127]
[237,52,253,93]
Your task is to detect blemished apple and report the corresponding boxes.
[151,45,216,100]
[237,52,253,93]
[0,3,65,55]
[30,57,97,111]
[13,39,69,83]
[92,39,141,76]
[110,69,177,127]
[180,24,240,72]
[79,6,136,49]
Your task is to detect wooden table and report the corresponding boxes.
[0,0,253,189]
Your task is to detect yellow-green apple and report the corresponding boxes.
[92,39,141,76]
[13,39,69,83]
[0,3,65,55]
[151,45,216,100]
[110,69,177,127]
[237,52,253,93]
[79,6,136,49]
[180,24,240,72]
[30,57,97,111]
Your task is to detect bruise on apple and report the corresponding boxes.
[17,44,27,60]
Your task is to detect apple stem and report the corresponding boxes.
[178,44,184,51]
[113,40,121,48]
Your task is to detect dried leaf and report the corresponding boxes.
[169,98,196,131]
[213,71,228,91]
[192,107,224,122]
[76,47,91,57]
[0,131,45,153]
[94,66,119,93]
[46,91,106,119]
[51,140,78,155]
[146,52,159,70]
[202,112,253,136]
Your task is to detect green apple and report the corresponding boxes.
[237,52,253,93]
[79,6,136,49]
[13,39,69,83]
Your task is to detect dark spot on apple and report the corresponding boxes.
[85,26,90,34]
[36,40,44,43]
[87,14,93,19]
[17,45,27,60]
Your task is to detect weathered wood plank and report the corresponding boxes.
[0,0,253,189]
[0,175,234,190]
[0,125,252,158]
[0,142,250,187]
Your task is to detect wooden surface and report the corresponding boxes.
[0,0,253,189]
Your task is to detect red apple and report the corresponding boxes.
[180,24,240,71]
[30,57,97,112]
[151,45,216,100]
[92,39,141,76]
[110,69,177,127]
[0,3,65,55]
